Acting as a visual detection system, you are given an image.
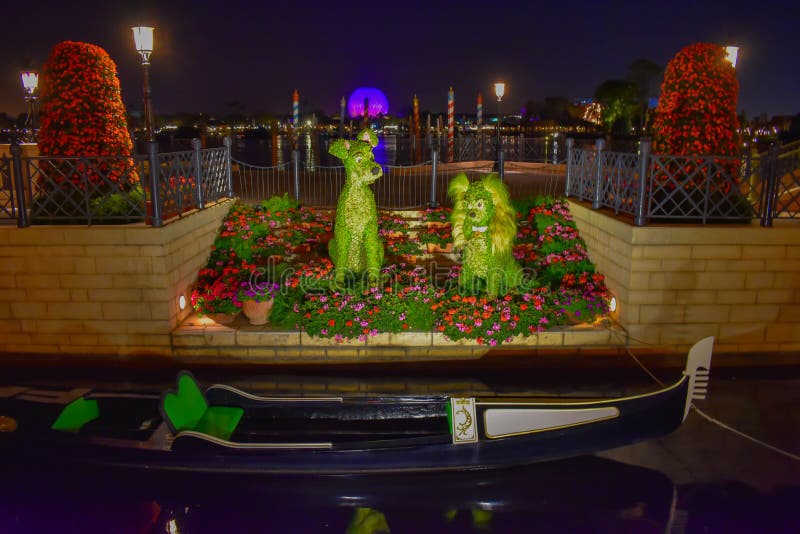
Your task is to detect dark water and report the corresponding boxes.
[2,364,798,533]
[155,134,415,167]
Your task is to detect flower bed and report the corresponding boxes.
[190,196,610,346]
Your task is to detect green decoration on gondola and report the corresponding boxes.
[51,397,99,432]
[449,173,523,297]
[327,129,384,286]
[160,372,243,441]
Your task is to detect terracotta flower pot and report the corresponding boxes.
[242,299,274,326]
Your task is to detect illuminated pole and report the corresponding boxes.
[363,97,370,129]
[476,92,483,129]
[292,89,299,129]
[413,95,420,138]
[447,86,455,162]
[413,94,421,163]
[339,96,346,137]
[132,27,155,142]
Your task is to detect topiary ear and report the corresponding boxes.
[329,139,350,160]
[481,173,511,208]
[358,129,378,147]
[448,173,470,203]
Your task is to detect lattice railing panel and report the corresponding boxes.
[155,150,197,219]
[0,157,15,220]
[773,149,800,219]
[600,151,640,216]
[649,155,753,221]
[567,148,595,202]
[200,147,229,203]
[26,155,145,223]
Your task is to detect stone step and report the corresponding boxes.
[172,314,626,364]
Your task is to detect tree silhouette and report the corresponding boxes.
[594,79,638,134]
[627,59,663,133]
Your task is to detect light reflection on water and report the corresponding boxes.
[162,134,404,167]
[231,134,402,167]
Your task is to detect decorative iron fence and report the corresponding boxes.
[565,138,800,226]
[25,154,146,225]
[9,133,794,227]
[3,138,234,227]
[0,156,15,220]
[233,151,502,210]
[425,134,566,164]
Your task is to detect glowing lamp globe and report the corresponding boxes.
[347,88,389,118]
[20,71,39,95]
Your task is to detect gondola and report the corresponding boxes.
[0,337,713,474]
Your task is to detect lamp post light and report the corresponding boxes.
[132,26,155,143]
[494,82,505,178]
[724,45,739,68]
[20,70,39,142]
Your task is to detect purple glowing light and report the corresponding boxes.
[347,87,389,118]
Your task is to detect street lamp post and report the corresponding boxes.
[494,82,505,179]
[132,26,155,143]
[20,70,39,142]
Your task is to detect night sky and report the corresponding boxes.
[1,0,798,120]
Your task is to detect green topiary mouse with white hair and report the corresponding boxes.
[449,172,523,297]
[327,129,384,285]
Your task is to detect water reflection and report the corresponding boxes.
[2,455,678,532]
[158,134,405,167]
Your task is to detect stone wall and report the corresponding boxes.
[0,199,233,358]
[570,201,800,355]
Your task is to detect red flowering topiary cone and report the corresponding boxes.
[652,42,741,157]
[38,41,138,186]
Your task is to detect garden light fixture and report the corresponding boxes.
[20,70,39,140]
[132,26,155,142]
[494,82,505,101]
[724,46,739,68]
[132,26,154,64]
[20,71,38,96]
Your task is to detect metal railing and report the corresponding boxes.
[424,134,567,164]
[1,138,234,227]
[565,138,800,226]
[0,156,15,219]
[233,150,508,210]
[10,132,793,226]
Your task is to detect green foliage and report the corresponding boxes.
[538,257,594,287]
[594,79,639,133]
[258,193,298,214]
[511,195,553,219]
[89,185,144,217]
[385,239,422,256]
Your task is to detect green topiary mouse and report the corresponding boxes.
[328,129,384,285]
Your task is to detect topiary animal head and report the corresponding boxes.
[328,129,383,185]
[449,173,517,256]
